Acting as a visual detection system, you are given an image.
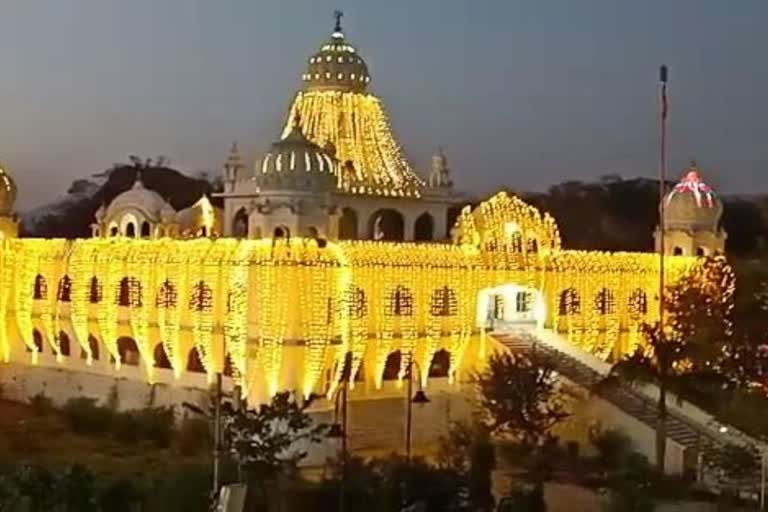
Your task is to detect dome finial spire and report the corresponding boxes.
[334,10,343,34]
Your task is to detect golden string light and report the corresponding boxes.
[0,191,712,402]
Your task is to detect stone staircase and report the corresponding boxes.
[494,331,715,465]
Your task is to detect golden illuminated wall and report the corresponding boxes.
[0,192,705,401]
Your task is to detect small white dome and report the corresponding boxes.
[105,174,172,221]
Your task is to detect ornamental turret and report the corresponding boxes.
[428,148,454,189]
[0,162,19,239]
[655,161,726,256]
[223,142,245,193]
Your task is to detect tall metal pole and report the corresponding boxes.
[213,371,222,502]
[339,381,348,512]
[659,65,669,325]
[406,360,413,462]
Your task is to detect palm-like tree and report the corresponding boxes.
[604,322,689,472]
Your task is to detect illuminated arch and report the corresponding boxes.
[559,288,581,315]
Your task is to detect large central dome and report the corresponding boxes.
[282,15,424,198]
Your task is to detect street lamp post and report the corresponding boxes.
[327,379,349,512]
[405,358,430,462]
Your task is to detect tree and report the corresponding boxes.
[476,351,569,445]
[438,421,496,511]
[223,391,326,506]
[606,323,689,473]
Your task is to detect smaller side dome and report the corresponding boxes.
[664,162,722,231]
[256,117,338,192]
[105,171,173,221]
[0,162,18,216]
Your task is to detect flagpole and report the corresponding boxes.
[659,65,668,325]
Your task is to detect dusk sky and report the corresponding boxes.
[1,0,766,210]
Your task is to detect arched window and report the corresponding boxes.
[125,222,136,238]
[527,238,539,254]
[189,281,213,312]
[628,289,648,316]
[696,247,707,257]
[673,247,684,256]
[273,226,290,239]
[223,355,234,377]
[57,275,72,302]
[558,288,581,316]
[89,277,102,303]
[509,232,523,252]
[387,286,414,317]
[187,347,206,373]
[369,209,405,241]
[117,337,140,366]
[428,349,451,378]
[515,291,532,313]
[430,286,458,317]
[140,221,151,238]
[595,288,616,315]
[156,280,177,308]
[31,329,44,353]
[117,277,142,307]
[339,208,358,240]
[154,343,172,369]
[232,208,249,238]
[81,335,100,361]
[305,226,320,238]
[345,286,367,319]
[382,351,401,381]
[57,331,71,357]
[414,212,434,241]
[34,275,47,300]
[109,225,119,237]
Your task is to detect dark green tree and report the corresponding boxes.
[476,351,569,445]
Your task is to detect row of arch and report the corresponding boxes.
[27,329,230,375]
[232,206,464,241]
[34,275,215,312]
[347,285,459,319]
[27,329,453,381]
[558,287,649,316]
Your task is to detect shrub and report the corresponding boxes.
[113,411,140,444]
[176,417,211,456]
[591,429,633,470]
[29,393,54,416]
[134,407,175,448]
[62,398,113,435]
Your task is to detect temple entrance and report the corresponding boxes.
[477,284,545,330]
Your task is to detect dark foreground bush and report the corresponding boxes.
[62,397,113,435]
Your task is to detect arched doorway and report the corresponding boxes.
[232,208,249,238]
[187,347,206,373]
[339,208,358,240]
[446,205,463,238]
[140,221,151,238]
[154,343,172,369]
[117,337,140,366]
[382,351,402,381]
[428,349,451,378]
[125,222,136,238]
[369,209,405,241]
[273,226,290,239]
[414,212,434,241]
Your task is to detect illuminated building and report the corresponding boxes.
[218,16,465,243]
[0,17,724,412]
[655,161,727,257]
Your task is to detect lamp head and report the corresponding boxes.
[411,390,430,405]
